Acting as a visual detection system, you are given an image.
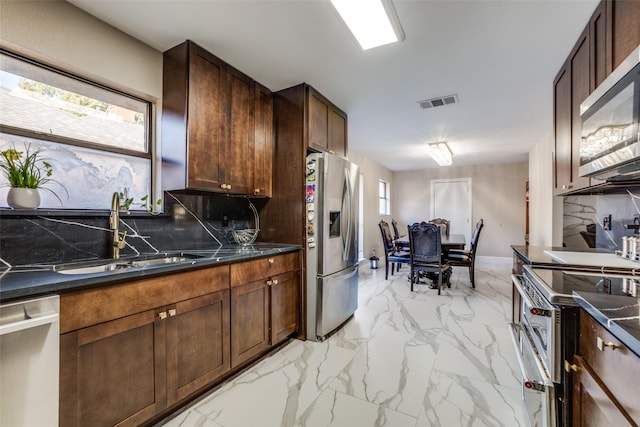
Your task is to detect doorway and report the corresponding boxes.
[430,178,472,249]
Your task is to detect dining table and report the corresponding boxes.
[395,233,466,255]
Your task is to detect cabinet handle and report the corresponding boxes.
[268,258,274,264]
[254,188,261,194]
[168,308,177,317]
[564,360,579,373]
[227,184,231,190]
[562,184,573,190]
[266,280,273,286]
[159,311,167,320]
[597,336,618,352]
[272,279,278,285]
[329,150,336,154]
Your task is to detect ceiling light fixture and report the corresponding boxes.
[428,142,453,166]
[330,0,405,50]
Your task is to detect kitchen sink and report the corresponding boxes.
[54,254,203,275]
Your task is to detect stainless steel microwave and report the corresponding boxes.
[579,46,640,181]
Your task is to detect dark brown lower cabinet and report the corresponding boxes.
[167,290,230,405]
[60,290,231,427]
[60,309,165,427]
[230,254,301,368]
[59,252,300,426]
[270,270,300,345]
[230,279,270,367]
[571,355,634,426]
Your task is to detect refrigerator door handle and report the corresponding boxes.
[342,167,352,262]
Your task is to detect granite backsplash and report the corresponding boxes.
[0,191,267,267]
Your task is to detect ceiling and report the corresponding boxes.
[68,0,599,171]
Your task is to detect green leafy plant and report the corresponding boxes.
[0,143,67,204]
[118,191,162,214]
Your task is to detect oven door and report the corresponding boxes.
[512,274,560,383]
[509,323,556,427]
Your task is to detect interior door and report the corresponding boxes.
[431,178,472,249]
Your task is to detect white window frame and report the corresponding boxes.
[379,180,390,215]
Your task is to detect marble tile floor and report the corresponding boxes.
[158,258,527,427]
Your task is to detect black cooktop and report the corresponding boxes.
[526,266,640,306]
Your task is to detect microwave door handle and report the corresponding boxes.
[511,275,551,317]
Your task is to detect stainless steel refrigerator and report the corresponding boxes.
[305,152,359,341]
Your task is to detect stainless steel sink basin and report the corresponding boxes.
[54,254,202,275]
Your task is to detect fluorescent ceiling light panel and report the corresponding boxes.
[330,0,402,50]
[428,142,453,166]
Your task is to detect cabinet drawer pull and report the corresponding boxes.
[564,360,579,373]
[562,184,573,190]
[597,336,618,352]
[159,311,167,320]
[168,309,177,317]
[268,258,274,264]
[272,279,278,285]
[329,150,336,155]
[254,188,261,194]
[266,280,273,286]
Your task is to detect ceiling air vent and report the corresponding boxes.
[418,94,459,109]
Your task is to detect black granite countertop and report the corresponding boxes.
[573,291,640,358]
[0,243,301,303]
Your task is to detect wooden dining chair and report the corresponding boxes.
[446,219,484,288]
[429,218,450,236]
[391,218,409,250]
[378,220,410,280]
[407,222,451,294]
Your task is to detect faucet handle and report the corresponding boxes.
[115,231,127,249]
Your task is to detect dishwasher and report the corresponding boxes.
[1,294,59,427]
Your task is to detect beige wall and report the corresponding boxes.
[392,162,528,257]
[348,150,393,261]
[0,0,163,100]
[1,0,164,195]
[528,132,564,247]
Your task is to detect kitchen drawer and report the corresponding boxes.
[230,252,299,287]
[61,265,230,333]
[579,310,640,423]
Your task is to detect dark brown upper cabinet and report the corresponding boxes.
[553,0,640,195]
[306,85,348,157]
[162,40,273,196]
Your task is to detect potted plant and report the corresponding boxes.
[0,143,66,209]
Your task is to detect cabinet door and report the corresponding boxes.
[231,280,270,367]
[225,67,254,195]
[570,29,591,192]
[571,355,634,427]
[609,0,640,72]
[253,82,273,197]
[308,89,329,152]
[187,46,226,191]
[166,290,230,405]
[328,107,347,157]
[60,309,165,427]
[270,270,300,345]
[589,1,608,90]
[554,63,572,193]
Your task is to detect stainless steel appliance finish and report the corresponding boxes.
[0,294,59,427]
[511,264,640,426]
[509,323,557,427]
[579,46,640,181]
[513,272,562,382]
[305,152,360,341]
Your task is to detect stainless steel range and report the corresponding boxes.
[509,265,640,427]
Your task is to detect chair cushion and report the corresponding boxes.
[446,253,471,262]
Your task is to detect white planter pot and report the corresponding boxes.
[7,187,41,209]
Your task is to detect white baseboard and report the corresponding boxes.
[476,255,511,264]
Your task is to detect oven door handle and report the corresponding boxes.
[512,275,552,317]
[508,323,547,392]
